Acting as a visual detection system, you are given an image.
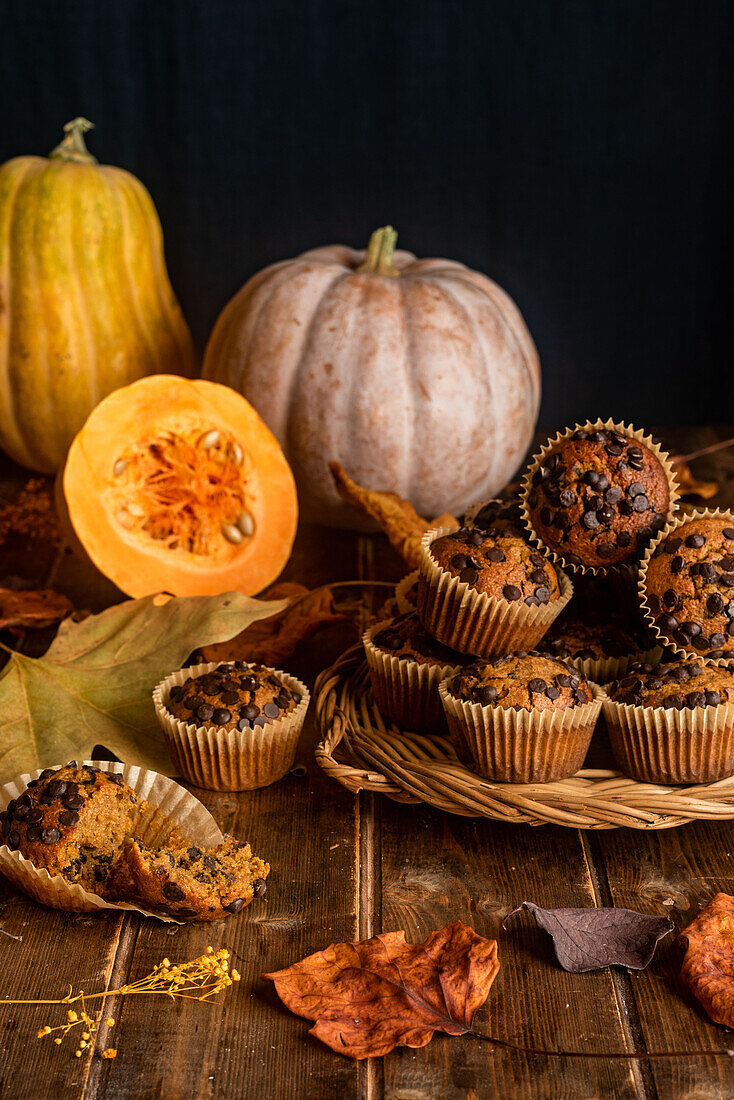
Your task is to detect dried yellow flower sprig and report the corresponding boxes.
[4,946,239,1060]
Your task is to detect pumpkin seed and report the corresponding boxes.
[221,522,243,545]
[231,442,243,466]
[112,458,127,477]
[198,429,220,450]
[115,509,134,530]
[237,509,255,537]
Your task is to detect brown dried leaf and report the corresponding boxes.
[671,456,719,500]
[0,587,74,632]
[329,462,457,569]
[198,582,345,666]
[504,901,673,972]
[678,892,734,1027]
[263,920,499,1059]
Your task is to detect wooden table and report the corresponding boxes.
[2,427,734,1100]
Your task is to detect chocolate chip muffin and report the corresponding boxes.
[166,661,302,733]
[642,516,734,660]
[438,653,603,782]
[0,763,139,896]
[363,612,467,734]
[606,659,734,709]
[464,497,528,540]
[523,425,673,569]
[445,653,593,711]
[429,527,561,607]
[108,835,270,921]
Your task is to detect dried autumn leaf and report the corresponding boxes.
[504,901,673,972]
[0,591,286,784]
[0,587,74,632]
[671,456,719,500]
[329,462,457,570]
[263,920,499,1059]
[678,893,734,1027]
[198,582,345,665]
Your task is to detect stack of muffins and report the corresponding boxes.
[363,419,734,786]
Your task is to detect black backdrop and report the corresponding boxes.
[1,0,732,425]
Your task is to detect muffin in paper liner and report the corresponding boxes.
[0,760,225,920]
[519,418,680,576]
[362,621,463,734]
[602,696,734,785]
[638,507,734,668]
[395,571,419,614]
[417,526,573,658]
[154,661,310,791]
[438,679,605,783]
[549,643,663,686]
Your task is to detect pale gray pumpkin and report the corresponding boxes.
[203,228,540,529]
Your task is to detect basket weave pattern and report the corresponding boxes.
[314,646,734,830]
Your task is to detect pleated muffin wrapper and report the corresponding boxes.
[362,622,463,735]
[438,680,606,783]
[519,418,680,577]
[417,526,573,658]
[638,506,734,668]
[602,695,734,784]
[395,570,419,615]
[558,642,663,686]
[154,661,310,791]
[0,760,225,920]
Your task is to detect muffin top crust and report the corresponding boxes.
[430,527,561,607]
[445,652,593,711]
[525,427,670,569]
[643,517,734,659]
[369,611,468,668]
[606,658,734,709]
[167,662,301,733]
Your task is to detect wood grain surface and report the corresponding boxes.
[2,428,734,1099]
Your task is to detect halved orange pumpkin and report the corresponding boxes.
[62,375,298,596]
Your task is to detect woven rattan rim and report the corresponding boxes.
[314,646,734,830]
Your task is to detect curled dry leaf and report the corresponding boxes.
[329,462,457,570]
[671,456,719,500]
[0,587,74,632]
[504,901,673,973]
[263,920,499,1059]
[678,892,734,1027]
[198,582,345,665]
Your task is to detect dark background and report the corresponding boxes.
[1,0,732,425]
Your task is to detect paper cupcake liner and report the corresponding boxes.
[417,526,573,658]
[0,760,225,920]
[362,622,463,734]
[520,419,680,576]
[395,571,419,615]
[556,643,663,684]
[638,506,734,668]
[154,661,310,791]
[438,680,605,783]
[603,696,734,784]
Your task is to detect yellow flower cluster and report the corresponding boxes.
[18,947,240,1061]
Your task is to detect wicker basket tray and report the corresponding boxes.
[314,646,734,830]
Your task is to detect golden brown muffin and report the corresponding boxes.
[545,616,653,662]
[371,611,468,667]
[166,661,302,733]
[525,427,670,569]
[0,764,139,895]
[446,653,593,711]
[643,518,734,659]
[108,835,269,921]
[606,658,734,709]
[430,527,560,606]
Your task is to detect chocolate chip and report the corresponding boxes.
[687,691,707,708]
[617,531,632,548]
[263,702,280,719]
[724,528,734,541]
[221,691,240,706]
[176,907,198,918]
[459,567,479,585]
[38,768,56,781]
[451,553,468,570]
[25,825,42,842]
[619,501,634,516]
[187,847,202,860]
[475,685,498,704]
[710,633,727,648]
[58,811,79,827]
[528,678,548,693]
[540,507,554,526]
[63,793,84,811]
[45,779,67,799]
[663,589,679,608]
[26,808,44,824]
[648,594,661,614]
[225,897,246,913]
[604,486,622,504]
[582,511,600,529]
[486,547,506,563]
[241,675,259,691]
[41,827,61,844]
[8,830,20,848]
[253,878,267,897]
[686,533,706,549]
[559,489,576,507]
[196,703,215,722]
[597,542,616,558]
[637,525,653,543]
[12,803,29,821]
[706,691,722,706]
[545,685,560,700]
[632,494,649,512]
[682,621,702,636]
[708,593,725,613]
[163,882,186,901]
[660,614,679,631]
[721,574,734,588]
[698,563,719,582]
[670,555,684,574]
[212,708,232,725]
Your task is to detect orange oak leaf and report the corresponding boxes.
[198,582,344,665]
[0,586,74,633]
[678,893,734,1027]
[671,456,719,500]
[263,920,500,1059]
[329,462,457,570]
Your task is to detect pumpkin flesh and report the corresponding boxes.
[63,376,298,597]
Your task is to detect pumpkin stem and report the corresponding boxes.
[356,226,400,277]
[49,118,98,165]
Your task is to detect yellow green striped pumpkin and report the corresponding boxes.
[0,118,195,473]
